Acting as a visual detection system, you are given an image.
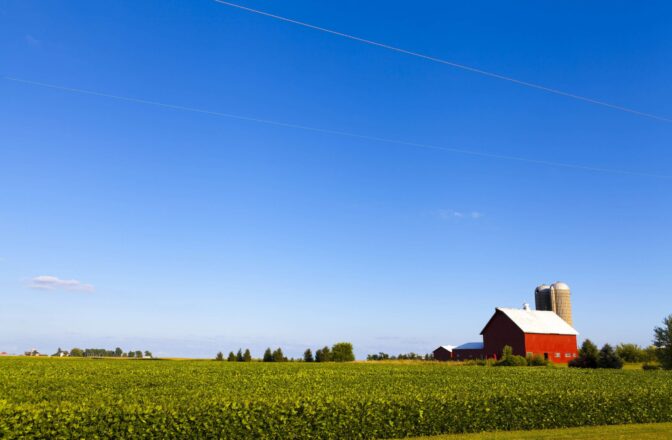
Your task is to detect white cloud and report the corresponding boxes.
[438,210,483,221]
[29,275,95,293]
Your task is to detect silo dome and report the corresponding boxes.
[551,282,570,291]
[535,284,551,292]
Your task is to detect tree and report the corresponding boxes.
[315,346,331,362]
[272,348,286,362]
[70,348,83,357]
[135,350,143,359]
[227,351,237,362]
[569,339,599,368]
[653,314,672,370]
[243,349,252,362]
[303,349,314,362]
[127,351,135,358]
[644,345,659,362]
[215,351,224,361]
[597,344,623,369]
[615,343,645,363]
[236,349,244,362]
[115,347,123,357]
[331,342,355,362]
[263,348,273,362]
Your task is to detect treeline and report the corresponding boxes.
[366,352,434,361]
[571,314,672,370]
[215,342,355,362]
[54,347,152,358]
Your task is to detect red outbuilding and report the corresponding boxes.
[480,305,578,363]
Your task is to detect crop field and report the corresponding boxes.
[1,358,671,439]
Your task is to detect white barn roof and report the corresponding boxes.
[436,345,455,352]
[483,307,578,335]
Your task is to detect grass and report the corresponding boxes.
[409,422,672,439]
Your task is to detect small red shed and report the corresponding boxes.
[480,306,578,363]
[432,345,455,361]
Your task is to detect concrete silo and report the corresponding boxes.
[550,282,572,326]
[534,285,552,311]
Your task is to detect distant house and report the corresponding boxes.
[433,343,485,361]
[452,342,485,360]
[24,349,40,357]
[432,345,455,361]
[481,306,578,363]
[0,352,9,356]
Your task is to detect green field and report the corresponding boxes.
[1,357,671,439]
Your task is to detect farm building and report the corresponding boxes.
[432,345,455,361]
[452,342,484,360]
[481,304,578,363]
[433,342,484,361]
[436,282,579,363]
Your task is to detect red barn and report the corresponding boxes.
[432,345,455,361]
[480,306,578,363]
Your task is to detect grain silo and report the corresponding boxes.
[534,285,552,311]
[550,282,572,326]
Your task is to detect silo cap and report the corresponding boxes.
[552,282,570,290]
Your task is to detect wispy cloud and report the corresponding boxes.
[438,210,483,221]
[29,275,95,293]
[25,35,42,47]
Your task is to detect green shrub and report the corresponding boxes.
[526,354,549,366]
[643,362,662,371]
[495,345,528,367]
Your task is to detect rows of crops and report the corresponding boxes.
[1,357,671,439]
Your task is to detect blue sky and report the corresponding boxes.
[1,1,671,358]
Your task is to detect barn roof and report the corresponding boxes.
[480,307,578,336]
[437,345,455,352]
[455,342,484,350]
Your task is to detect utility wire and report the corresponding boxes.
[213,0,672,124]
[3,76,669,179]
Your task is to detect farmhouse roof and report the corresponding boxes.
[455,342,484,350]
[436,345,455,352]
[480,307,578,336]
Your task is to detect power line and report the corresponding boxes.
[213,0,672,124]
[3,76,669,179]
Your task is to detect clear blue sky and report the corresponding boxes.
[1,1,670,358]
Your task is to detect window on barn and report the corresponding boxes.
[555,353,560,358]
[565,353,572,358]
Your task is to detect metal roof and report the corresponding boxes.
[435,345,455,352]
[455,342,484,350]
[482,307,578,335]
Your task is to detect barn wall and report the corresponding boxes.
[433,347,452,361]
[452,349,484,360]
[524,334,578,363]
[482,311,525,359]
